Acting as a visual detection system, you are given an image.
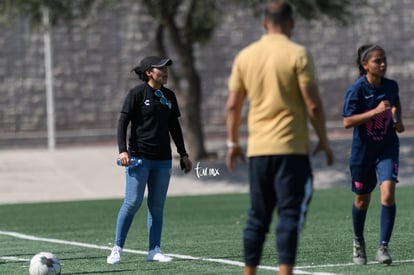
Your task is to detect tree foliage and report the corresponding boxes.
[289,0,357,25]
[241,0,360,25]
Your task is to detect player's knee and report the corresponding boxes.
[354,195,370,210]
[381,195,395,206]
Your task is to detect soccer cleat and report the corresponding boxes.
[376,245,392,265]
[353,239,367,265]
[107,245,122,264]
[147,246,172,262]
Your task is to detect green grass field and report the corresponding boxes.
[1,186,414,275]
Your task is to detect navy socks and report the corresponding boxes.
[352,203,396,247]
[352,204,367,242]
[380,204,396,247]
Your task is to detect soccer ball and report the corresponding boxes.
[29,252,61,275]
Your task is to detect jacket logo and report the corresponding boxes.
[144,99,150,106]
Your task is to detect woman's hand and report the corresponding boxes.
[180,156,192,173]
[119,151,130,166]
[394,121,405,133]
[374,100,391,115]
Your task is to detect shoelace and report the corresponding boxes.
[379,246,389,253]
[111,248,121,256]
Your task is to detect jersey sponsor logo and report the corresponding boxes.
[365,109,392,141]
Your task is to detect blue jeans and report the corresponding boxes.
[114,159,172,250]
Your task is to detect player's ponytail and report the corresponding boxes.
[356,45,371,76]
[356,44,384,76]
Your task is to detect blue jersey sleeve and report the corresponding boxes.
[342,84,361,117]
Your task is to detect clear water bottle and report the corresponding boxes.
[116,157,142,167]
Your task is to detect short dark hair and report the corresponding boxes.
[264,0,293,25]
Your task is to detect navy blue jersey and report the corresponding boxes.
[342,76,399,165]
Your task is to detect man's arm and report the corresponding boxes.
[300,84,334,165]
[226,90,246,171]
[226,91,245,145]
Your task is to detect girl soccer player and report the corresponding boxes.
[342,44,404,266]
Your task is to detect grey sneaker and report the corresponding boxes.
[353,239,367,265]
[376,245,392,265]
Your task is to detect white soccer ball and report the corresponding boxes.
[29,252,61,275]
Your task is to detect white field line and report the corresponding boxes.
[1,230,347,275]
[0,256,28,262]
[297,258,414,269]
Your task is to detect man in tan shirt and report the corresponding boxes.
[226,1,333,274]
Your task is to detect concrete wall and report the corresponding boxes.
[1,0,413,147]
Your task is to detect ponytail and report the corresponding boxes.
[356,44,384,76]
[131,66,150,82]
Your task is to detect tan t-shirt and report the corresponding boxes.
[228,34,317,157]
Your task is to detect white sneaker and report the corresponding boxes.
[147,246,172,262]
[107,246,122,264]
